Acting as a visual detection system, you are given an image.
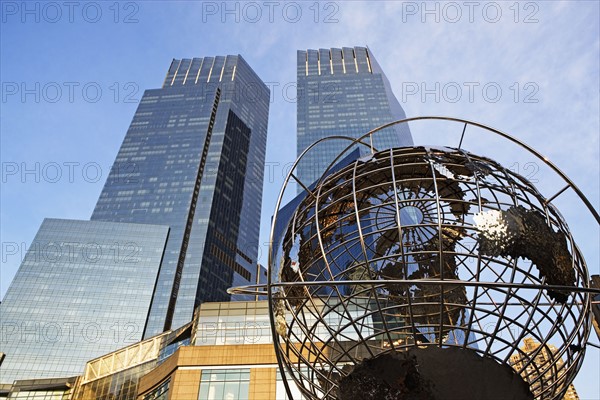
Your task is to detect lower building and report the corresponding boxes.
[73,324,190,400]
[590,275,600,341]
[0,377,78,400]
[136,301,306,400]
[0,301,305,400]
[510,337,579,400]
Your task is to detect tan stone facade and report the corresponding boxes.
[137,344,279,400]
[510,337,579,400]
[249,368,277,400]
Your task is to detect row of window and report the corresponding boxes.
[144,378,170,400]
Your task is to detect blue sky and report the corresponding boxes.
[1,1,598,397]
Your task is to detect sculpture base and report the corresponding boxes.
[338,346,533,400]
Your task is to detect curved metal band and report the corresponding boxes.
[230,281,600,296]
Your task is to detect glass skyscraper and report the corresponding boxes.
[296,46,413,190]
[0,55,269,383]
[277,46,414,289]
[270,46,417,354]
[271,45,414,291]
[91,55,270,336]
[0,219,169,382]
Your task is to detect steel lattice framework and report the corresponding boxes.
[230,117,599,400]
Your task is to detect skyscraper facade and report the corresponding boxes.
[280,46,414,296]
[0,219,170,383]
[0,55,270,383]
[510,337,580,400]
[296,46,413,190]
[92,55,270,336]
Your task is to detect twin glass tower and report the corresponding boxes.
[1,55,270,383]
[0,47,412,384]
[296,46,412,189]
[91,56,270,336]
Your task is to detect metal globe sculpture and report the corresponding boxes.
[230,117,598,400]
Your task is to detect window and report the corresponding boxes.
[198,369,250,400]
[276,369,309,400]
[158,337,190,363]
[144,378,170,400]
[8,390,70,400]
